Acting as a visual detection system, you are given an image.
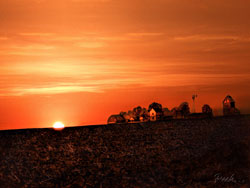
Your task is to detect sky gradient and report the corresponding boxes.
[0,0,250,130]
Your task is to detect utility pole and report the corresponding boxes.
[192,94,198,113]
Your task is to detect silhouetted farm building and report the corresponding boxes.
[107,115,126,124]
[107,95,241,124]
[122,113,133,123]
[223,95,240,116]
[148,102,163,121]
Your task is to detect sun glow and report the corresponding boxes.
[53,121,65,130]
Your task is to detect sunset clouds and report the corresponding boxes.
[1,30,249,96]
[0,0,250,129]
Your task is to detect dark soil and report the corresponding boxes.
[0,115,249,187]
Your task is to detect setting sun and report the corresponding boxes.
[53,122,65,130]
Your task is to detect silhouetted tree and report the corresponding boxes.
[120,111,126,116]
[202,104,213,116]
[178,102,190,117]
[171,107,178,116]
[163,107,171,116]
[127,110,136,121]
[140,107,149,121]
[133,106,142,120]
[148,102,163,113]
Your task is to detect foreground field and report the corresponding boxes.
[0,115,249,187]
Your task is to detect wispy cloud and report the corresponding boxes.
[173,35,240,41]
[10,45,55,50]
[127,33,165,37]
[76,41,105,48]
[1,58,249,96]
[10,85,102,96]
[6,51,53,56]
[0,37,8,40]
[50,36,87,42]
[98,36,132,41]
[71,0,111,2]
[19,32,55,37]
[3,44,55,56]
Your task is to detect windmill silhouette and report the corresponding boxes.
[192,94,198,113]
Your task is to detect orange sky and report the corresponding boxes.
[0,0,250,130]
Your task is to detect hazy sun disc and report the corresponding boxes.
[53,122,65,130]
